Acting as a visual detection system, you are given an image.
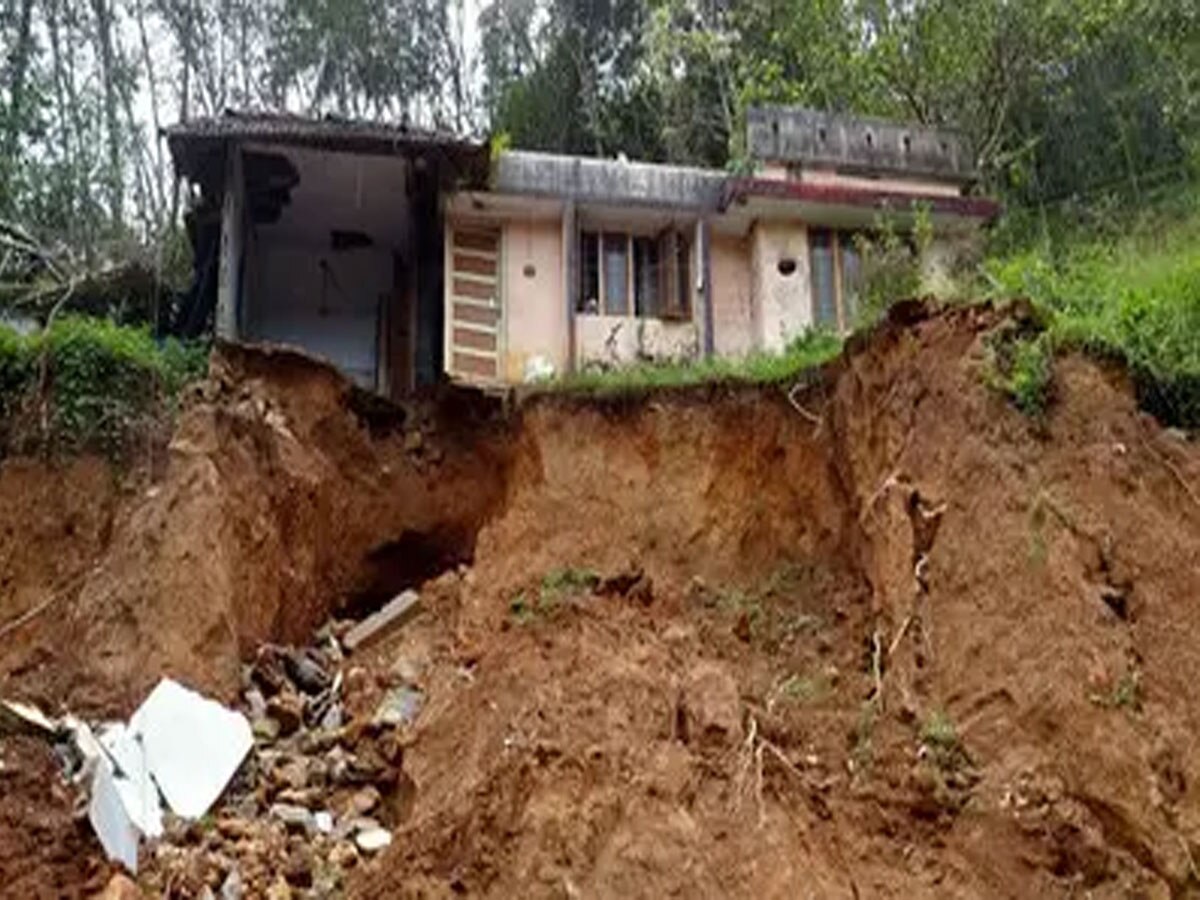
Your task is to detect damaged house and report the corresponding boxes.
[166,107,998,394]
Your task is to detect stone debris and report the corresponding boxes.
[373,685,425,728]
[355,827,393,853]
[342,589,421,651]
[1,591,423,895]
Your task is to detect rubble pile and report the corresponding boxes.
[138,603,426,898]
[2,591,426,899]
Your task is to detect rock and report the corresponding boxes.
[343,591,422,652]
[314,811,334,834]
[250,648,291,697]
[197,889,216,900]
[243,689,268,720]
[220,868,244,900]
[373,685,425,728]
[284,650,331,695]
[272,758,310,792]
[350,786,381,815]
[319,702,344,731]
[97,873,142,900]
[680,662,742,747]
[216,817,252,841]
[264,878,293,900]
[355,827,393,853]
[283,849,314,888]
[275,787,322,808]
[404,429,424,453]
[269,803,316,835]
[329,841,359,869]
[390,654,424,685]
[266,693,305,737]
[252,717,281,742]
[338,816,383,841]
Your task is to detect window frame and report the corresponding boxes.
[577,227,691,321]
[809,227,863,332]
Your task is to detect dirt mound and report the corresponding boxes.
[4,303,1200,897]
[0,342,511,714]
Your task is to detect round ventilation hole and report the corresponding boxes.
[523,263,536,278]
[777,258,798,277]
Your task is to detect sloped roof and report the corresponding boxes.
[165,110,489,185]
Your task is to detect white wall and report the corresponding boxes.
[248,239,391,388]
[242,146,411,389]
[575,315,699,369]
[750,221,812,352]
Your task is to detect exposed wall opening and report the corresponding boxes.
[344,527,476,619]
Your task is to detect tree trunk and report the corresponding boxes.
[1,0,36,210]
[89,0,126,227]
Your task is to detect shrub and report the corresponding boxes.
[982,189,1200,427]
[0,316,208,460]
[984,328,1055,418]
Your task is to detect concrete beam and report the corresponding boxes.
[747,106,976,184]
[494,151,726,211]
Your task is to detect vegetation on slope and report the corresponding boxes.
[984,187,1200,425]
[0,316,208,460]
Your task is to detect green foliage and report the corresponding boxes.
[776,672,829,704]
[919,708,972,774]
[983,188,1200,426]
[510,566,601,625]
[851,699,878,773]
[540,567,600,600]
[983,327,1054,419]
[854,205,935,325]
[703,561,833,648]
[552,328,841,397]
[0,315,208,460]
[1090,668,1142,712]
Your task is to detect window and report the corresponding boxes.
[578,229,690,319]
[809,228,864,330]
[602,234,628,315]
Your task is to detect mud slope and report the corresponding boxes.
[2,302,1200,897]
[0,343,512,714]
[356,303,1200,899]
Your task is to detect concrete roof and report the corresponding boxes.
[747,106,977,185]
[493,151,727,211]
[165,110,489,186]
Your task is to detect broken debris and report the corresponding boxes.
[343,589,421,652]
[1,588,425,891]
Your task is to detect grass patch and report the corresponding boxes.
[509,566,600,625]
[1090,668,1143,712]
[776,672,830,704]
[549,329,842,396]
[983,325,1054,418]
[983,188,1200,427]
[850,699,878,773]
[705,562,832,647]
[0,315,208,460]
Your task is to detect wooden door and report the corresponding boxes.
[445,225,503,382]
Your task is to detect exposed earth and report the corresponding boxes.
[2,301,1200,898]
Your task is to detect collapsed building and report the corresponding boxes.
[166,107,998,395]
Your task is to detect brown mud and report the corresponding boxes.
[3,301,1200,898]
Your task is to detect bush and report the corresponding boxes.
[984,326,1055,419]
[982,187,1200,426]
[0,315,209,460]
